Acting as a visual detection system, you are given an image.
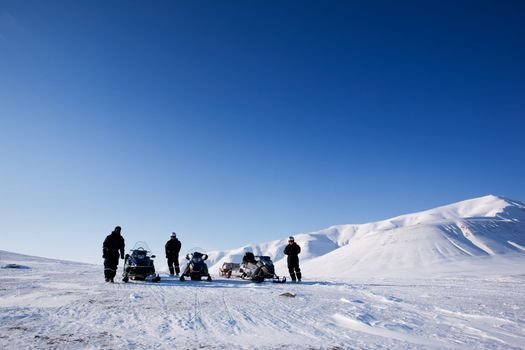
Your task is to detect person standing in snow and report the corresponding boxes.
[102,226,125,283]
[284,236,302,282]
[165,232,182,276]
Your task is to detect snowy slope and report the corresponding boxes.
[207,195,525,278]
[1,250,525,349]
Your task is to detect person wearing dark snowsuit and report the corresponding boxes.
[242,251,256,264]
[284,236,302,282]
[102,226,125,283]
[165,232,182,276]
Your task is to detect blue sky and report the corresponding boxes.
[1,1,524,264]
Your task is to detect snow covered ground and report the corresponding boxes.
[1,250,525,349]
[2,195,525,349]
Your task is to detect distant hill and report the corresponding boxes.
[207,195,525,278]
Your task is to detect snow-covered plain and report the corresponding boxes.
[1,195,525,349]
[1,250,525,349]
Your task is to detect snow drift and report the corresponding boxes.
[207,195,525,278]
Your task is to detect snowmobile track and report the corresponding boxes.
[2,250,525,350]
[220,291,240,334]
[189,288,203,348]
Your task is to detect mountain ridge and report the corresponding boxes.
[207,195,525,277]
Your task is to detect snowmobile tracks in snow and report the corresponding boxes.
[220,292,240,333]
[2,254,525,350]
[189,288,205,348]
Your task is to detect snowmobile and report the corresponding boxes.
[122,242,161,283]
[219,262,240,278]
[180,248,212,281]
[235,252,286,283]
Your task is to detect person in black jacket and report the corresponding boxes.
[284,236,302,282]
[165,232,182,276]
[102,226,125,283]
[242,251,256,264]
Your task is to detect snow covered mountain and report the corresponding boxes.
[207,195,525,278]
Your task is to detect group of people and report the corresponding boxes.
[102,227,182,283]
[102,226,302,283]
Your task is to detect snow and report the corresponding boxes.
[1,195,525,349]
[1,250,525,349]
[207,195,525,279]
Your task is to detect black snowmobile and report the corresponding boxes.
[236,252,286,283]
[180,248,212,281]
[122,242,161,283]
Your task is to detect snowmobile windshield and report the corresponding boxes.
[187,247,206,256]
[258,256,274,267]
[131,241,152,253]
[187,247,207,262]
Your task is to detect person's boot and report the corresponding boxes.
[296,271,302,282]
[290,271,296,282]
[105,277,110,282]
[110,277,114,283]
[169,266,175,276]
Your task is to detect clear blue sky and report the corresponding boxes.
[1,1,524,264]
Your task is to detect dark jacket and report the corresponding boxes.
[284,242,301,266]
[165,238,182,258]
[242,252,256,264]
[103,232,125,260]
